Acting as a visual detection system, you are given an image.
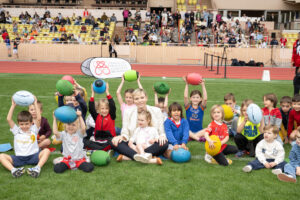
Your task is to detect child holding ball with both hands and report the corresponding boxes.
[204,105,238,166]
[183,77,207,141]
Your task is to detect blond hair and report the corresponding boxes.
[263,125,279,135]
[210,105,224,121]
[138,110,152,126]
[240,99,253,117]
[132,88,147,98]
[96,98,109,112]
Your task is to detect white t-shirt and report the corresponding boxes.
[120,103,136,119]
[130,126,159,147]
[11,124,39,156]
[57,130,86,160]
[255,139,285,165]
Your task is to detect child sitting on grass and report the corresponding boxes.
[0,98,50,178]
[279,96,292,144]
[28,100,51,149]
[154,89,170,120]
[83,83,116,151]
[126,110,162,165]
[235,99,264,157]
[53,110,94,173]
[164,102,189,159]
[277,127,300,183]
[223,93,240,137]
[242,125,286,174]
[183,77,207,141]
[204,105,238,166]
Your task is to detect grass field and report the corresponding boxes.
[0,73,297,200]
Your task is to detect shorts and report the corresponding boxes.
[11,152,40,167]
[61,156,86,169]
[13,49,18,54]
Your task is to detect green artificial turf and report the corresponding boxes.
[0,73,297,200]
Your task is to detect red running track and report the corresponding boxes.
[0,61,294,80]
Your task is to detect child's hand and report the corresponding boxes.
[90,83,95,97]
[264,162,271,169]
[76,109,82,116]
[148,139,155,144]
[153,87,157,94]
[173,144,179,150]
[167,88,171,95]
[244,114,248,122]
[208,139,215,149]
[200,79,205,85]
[181,143,188,150]
[182,76,187,83]
[269,162,277,168]
[11,98,16,107]
[33,95,38,104]
[105,82,110,94]
[121,74,125,82]
[39,135,46,141]
[284,137,289,144]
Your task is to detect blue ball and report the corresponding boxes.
[12,90,35,107]
[247,103,262,124]
[54,106,78,123]
[93,79,106,94]
[171,148,191,163]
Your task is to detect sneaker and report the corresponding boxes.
[134,154,150,163]
[204,153,213,164]
[156,157,163,165]
[86,156,91,163]
[108,150,114,158]
[11,167,25,178]
[116,154,123,162]
[243,165,252,173]
[277,173,297,183]
[143,153,152,160]
[227,158,233,165]
[235,151,245,158]
[27,166,40,178]
[53,157,63,165]
[271,169,282,175]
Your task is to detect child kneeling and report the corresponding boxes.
[53,110,94,173]
[243,125,286,174]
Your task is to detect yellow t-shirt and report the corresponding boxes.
[238,116,261,140]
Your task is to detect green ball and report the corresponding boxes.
[56,79,74,96]
[154,82,170,95]
[124,70,139,82]
[91,150,110,166]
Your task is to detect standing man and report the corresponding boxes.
[109,42,117,58]
[292,32,300,95]
[122,8,129,27]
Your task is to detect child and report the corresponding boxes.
[204,105,238,166]
[28,100,51,149]
[279,96,292,144]
[262,93,283,144]
[154,89,170,120]
[235,99,264,157]
[164,102,189,159]
[128,110,162,165]
[183,77,207,141]
[242,125,286,174]
[224,93,241,137]
[288,94,300,142]
[116,75,143,118]
[0,98,50,178]
[277,127,300,183]
[12,37,20,59]
[53,110,94,173]
[83,83,116,151]
[4,35,11,57]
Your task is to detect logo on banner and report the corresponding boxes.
[94,61,111,76]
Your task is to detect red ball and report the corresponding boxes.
[61,75,75,85]
[186,73,202,85]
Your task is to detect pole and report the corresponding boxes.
[209,55,214,71]
[224,58,227,79]
[216,56,220,74]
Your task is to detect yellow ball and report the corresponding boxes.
[222,104,234,121]
[205,135,221,156]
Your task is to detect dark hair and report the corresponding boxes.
[263,125,279,135]
[263,93,278,108]
[158,97,165,104]
[17,111,33,123]
[76,88,85,99]
[124,88,134,95]
[280,96,292,105]
[224,93,236,102]
[190,90,202,98]
[292,94,300,102]
[168,102,183,118]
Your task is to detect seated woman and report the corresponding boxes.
[112,89,168,163]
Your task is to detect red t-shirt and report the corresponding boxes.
[205,121,229,153]
[280,38,287,46]
[288,109,300,137]
[292,40,300,67]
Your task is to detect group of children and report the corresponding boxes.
[0,75,300,183]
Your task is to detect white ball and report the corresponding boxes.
[12,90,35,106]
[162,76,166,79]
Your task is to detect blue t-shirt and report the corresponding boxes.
[185,103,205,133]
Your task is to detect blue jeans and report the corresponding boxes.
[284,163,299,178]
[248,158,286,170]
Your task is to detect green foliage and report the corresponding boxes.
[0,73,297,200]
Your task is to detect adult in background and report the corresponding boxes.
[122,8,129,27]
[109,42,117,58]
[111,89,168,163]
[292,32,300,95]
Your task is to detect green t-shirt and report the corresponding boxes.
[238,116,261,140]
